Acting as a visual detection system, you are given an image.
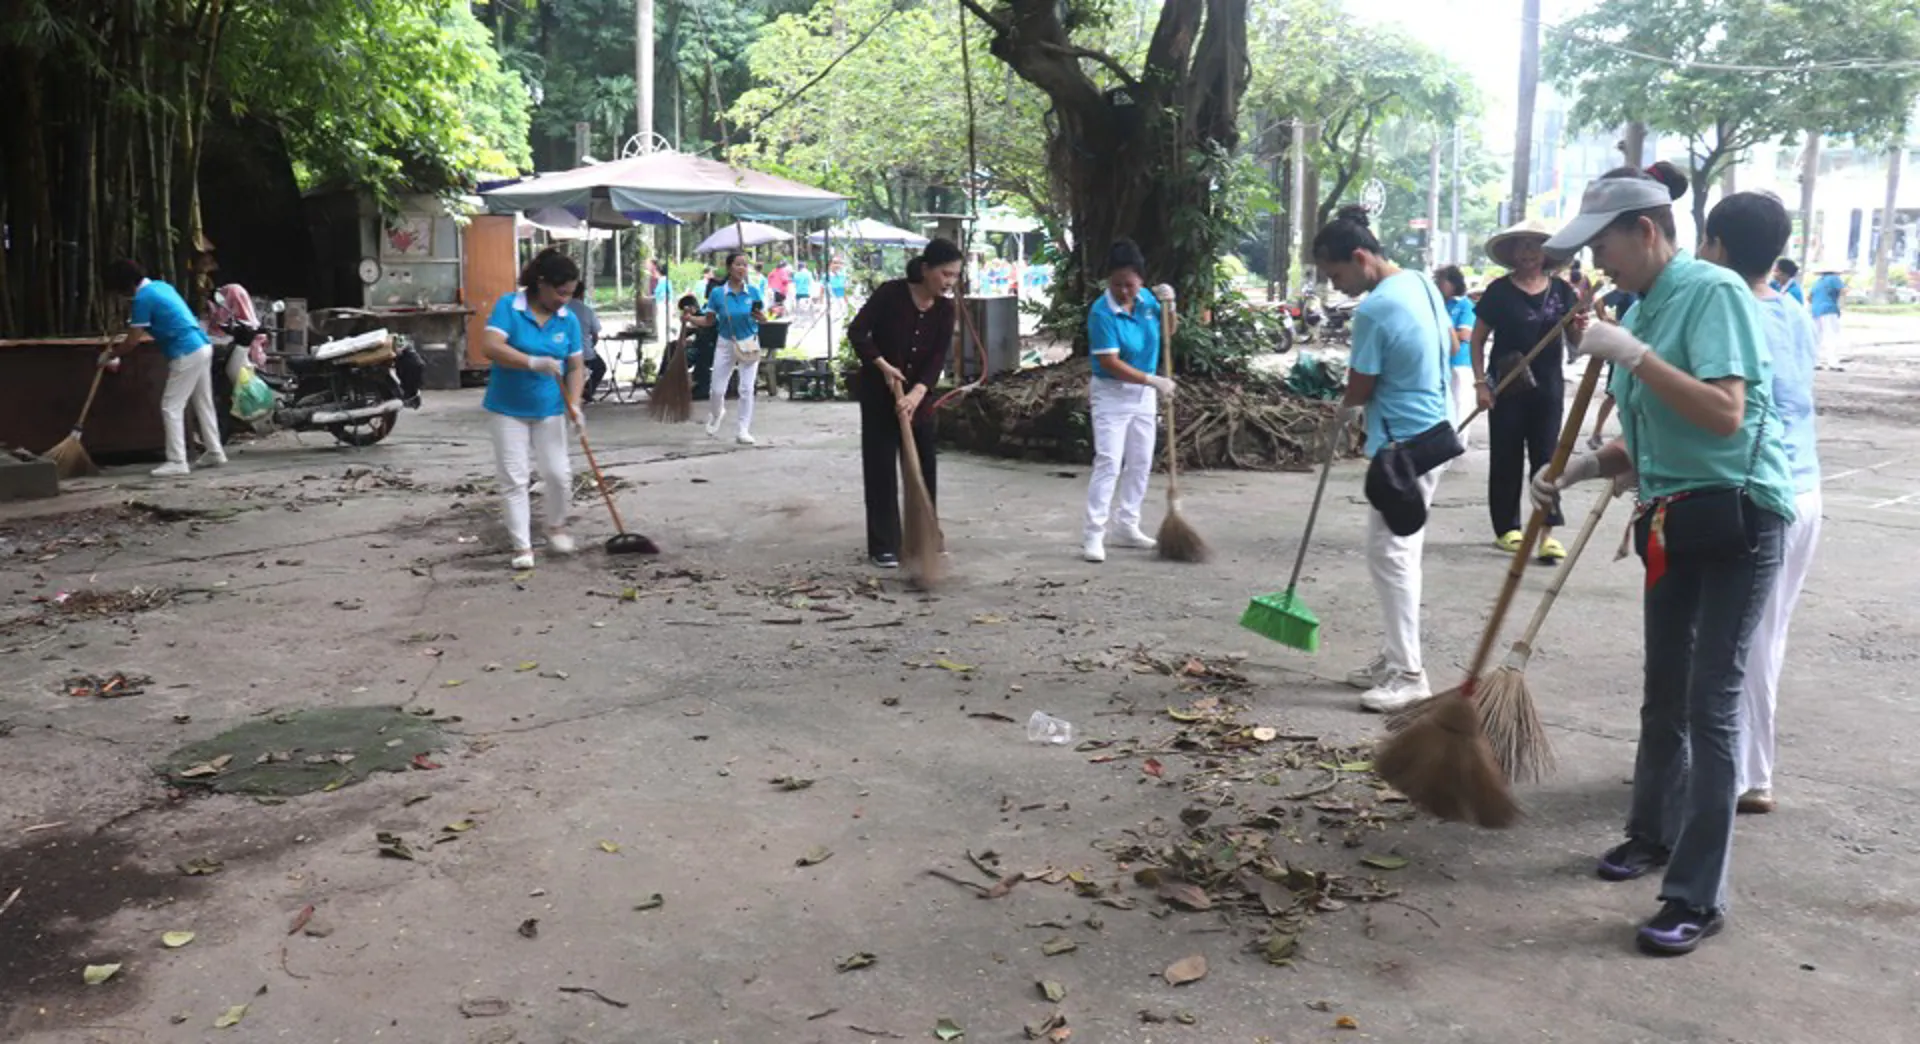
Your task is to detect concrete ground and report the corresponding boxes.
[3,319,1919,1044]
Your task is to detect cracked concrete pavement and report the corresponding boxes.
[3,322,1920,1044]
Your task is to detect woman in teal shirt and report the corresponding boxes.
[1435,265,1477,450]
[1537,163,1794,957]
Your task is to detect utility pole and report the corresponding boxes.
[1291,120,1306,288]
[1269,114,1288,302]
[1797,133,1821,273]
[575,122,594,295]
[1510,0,1541,223]
[1621,121,1646,167]
[1449,122,1462,266]
[1426,136,1442,269]
[1873,140,1904,304]
[636,0,655,151]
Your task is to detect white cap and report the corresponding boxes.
[1545,175,1678,258]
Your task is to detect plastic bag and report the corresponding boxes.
[231,366,275,421]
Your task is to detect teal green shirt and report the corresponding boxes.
[1611,252,1796,523]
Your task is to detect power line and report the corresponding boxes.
[1537,18,1920,75]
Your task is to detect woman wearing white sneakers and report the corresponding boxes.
[694,251,766,445]
[1082,239,1177,563]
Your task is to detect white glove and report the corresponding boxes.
[527,355,564,377]
[1529,452,1602,514]
[1144,374,1177,396]
[1151,284,1176,303]
[1587,429,1606,450]
[1337,403,1365,426]
[1609,469,1639,499]
[1575,323,1650,370]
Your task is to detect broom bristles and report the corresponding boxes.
[901,474,942,587]
[42,433,98,479]
[1476,666,1554,785]
[649,341,693,423]
[1155,504,1209,563]
[1374,692,1519,828]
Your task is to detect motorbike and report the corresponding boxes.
[212,299,423,448]
[1282,293,1323,350]
[1318,298,1357,346]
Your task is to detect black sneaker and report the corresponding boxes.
[870,553,899,569]
[1636,900,1724,956]
[1597,838,1670,881]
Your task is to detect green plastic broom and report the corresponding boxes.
[1240,416,1341,652]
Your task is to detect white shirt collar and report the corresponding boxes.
[1104,289,1141,317]
[510,290,569,318]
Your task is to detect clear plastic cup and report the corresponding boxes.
[1026,711,1074,746]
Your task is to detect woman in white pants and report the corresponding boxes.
[693,251,766,446]
[1697,193,1823,815]
[1082,239,1177,563]
[480,248,586,571]
[103,259,227,477]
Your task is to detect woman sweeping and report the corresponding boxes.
[1535,163,1795,956]
[1081,239,1177,564]
[1692,192,1822,816]
[479,248,586,571]
[847,237,964,568]
[693,252,766,445]
[1473,219,1586,561]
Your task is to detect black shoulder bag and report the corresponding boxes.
[1631,411,1768,563]
[1364,278,1466,536]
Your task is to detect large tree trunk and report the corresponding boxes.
[1873,143,1903,304]
[1621,120,1646,167]
[1796,133,1820,274]
[964,0,1249,343]
[1510,0,1540,221]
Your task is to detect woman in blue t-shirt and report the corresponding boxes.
[1538,163,1796,957]
[1080,239,1176,565]
[1695,193,1822,818]
[1434,265,1477,450]
[688,252,765,445]
[479,248,585,571]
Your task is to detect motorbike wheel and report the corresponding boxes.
[1275,325,1295,354]
[328,413,396,447]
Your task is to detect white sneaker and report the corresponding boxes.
[151,462,190,477]
[704,413,722,437]
[1081,537,1106,563]
[1360,672,1432,713]
[196,452,227,468]
[1345,655,1393,691]
[735,432,756,446]
[547,533,577,555]
[510,551,535,570]
[1112,525,1157,550]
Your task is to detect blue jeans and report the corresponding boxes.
[1627,507,1786,913]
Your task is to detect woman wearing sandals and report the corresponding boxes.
[1535,162,1796,956]
[847,238,964,568]
[1472,219,1586,562]
[480,248,586,571]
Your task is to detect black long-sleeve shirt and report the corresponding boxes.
[848,279,954,409]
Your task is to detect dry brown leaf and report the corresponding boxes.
[1163,954,1208,986]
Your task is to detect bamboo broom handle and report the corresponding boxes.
[1464,354,1608,688]
[1160,298,1179,500]
[1509,490,1613,667]
[1456,282,1606,432]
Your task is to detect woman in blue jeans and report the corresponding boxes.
[1537,162,1796,957]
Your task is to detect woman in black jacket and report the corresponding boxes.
[846,238,964,568]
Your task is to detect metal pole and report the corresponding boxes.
[1426,136,1442,270]
[637,0,655,150]
[1511,0,1541,222]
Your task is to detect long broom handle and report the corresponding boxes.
[1160,298,1179,499]
[1284,416,1341,595]
[554,372,626,533]
[1508,490,1613,666]
[1455,282,1605,432]
[887,373,938,526]
[69,365,108,434]
[1465,354,1607,687]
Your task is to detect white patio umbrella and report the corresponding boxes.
[694,221,793,254]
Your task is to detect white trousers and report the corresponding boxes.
[161,345,223,465]
[1451,365,1478,451]
[1815,313,1842,366]
[1366,467,1443,676]
[1737,487,1823,793]
[709,338,760,435]
[1084,379,1158,540]
[491,413,571,552]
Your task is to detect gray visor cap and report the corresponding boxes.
[1545,176,1678,258]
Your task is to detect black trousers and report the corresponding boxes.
[583,355,607,401]
[1487,381,1565,535]
[859,377,937,558]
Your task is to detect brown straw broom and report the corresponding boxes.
[1472,490,1614,783]
[1374,354,1608,825]
[41,363,108,479]
[649,316,694,423]
[890,374,943,588]
[1155,297,1208,563]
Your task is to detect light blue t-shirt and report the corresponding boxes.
[1758,295,1820,494]
[1349,271,1452,457]
[483,292,582,419]
[1809,274,1844,318]
[1611,252,1796,523]
[1770,278,1805,305]
[1086,290,1162,380]
[705,283,764,342]
[130,280,212,360]
[652,274,672,304]
[1445,295,1475,368]
[794,269,815,296]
